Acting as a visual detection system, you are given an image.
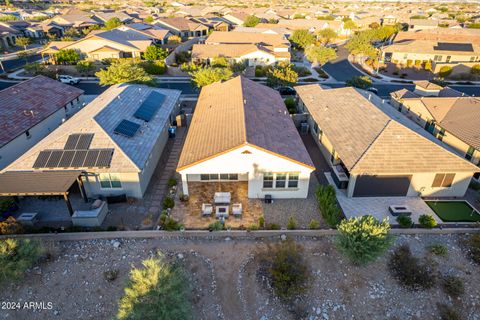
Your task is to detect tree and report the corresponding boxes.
[0,14,18,22]
[144,16,154,23]
[336,215,393,265]
[369,22,380,29]
[15,37,30,51]
[168,35,182,44]
[95,60,154,86]
[438,66,453,78]
[82,24,101,35]
[144,45,168,61]
[305,46,337,65]
[345,34,378,58]
[63,28,80,38]
[289,29,315,49]
[344,20,357,30]
[190,67,233,88]
[104,17,122,30]
[116,254,192,320]
[54,49,80,64]
[211,56,229,68]
[471,64,480,75]
[345,75,372,89]
[266,62,298,87]
[243,15,261,27]
[76,60,96,75]
[316,28,337,45]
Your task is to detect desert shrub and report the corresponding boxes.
[180,62,200,72]
[441,275,464,297]
[287,217,297,230]
[396,215,412,228]
[24,62,45,74]
[141,60,167,75]
[438,66,453,78]
[471,64,480,75]
[424,60,432,71]
[292,65,311,77]
[427,244,448,256]
[267,223,281,230]
[414,60,422,68]
[388,244,436,290]
[208,221,224,231]
[116,254,192,320]
[211,57,229,68]
[406,59,413,67]
[0,238,42,283]
[258,240,309,300]
[164,217,181,231]
[167,178,177,187]
[162,196,175,209]
[255,65,267,77]
[309,219,320,229]
[175,51,191,64]
[284,97,296,114]
[229,60,247,73]
[465,234,480,264]
[437,303,461,320]
[315,185,342,228]
[336,215,393,265]
[258,216,265,229]
[345,75,372,89]
[419,214,437,228]
[104,269,119,282]
[76,59,96,75]
[0,217,23,235]
[247,224,259,231]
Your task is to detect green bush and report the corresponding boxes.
[424,60,432,71]
[406,59,413,67]
[427,244,448,256]
[0,217,23,235]
[315,185,342,228]
[167,178,177,187]
[163,217,182,231]
[24,62,45,75]
[418,214,437,228]
[388,244,436,290]
[437,303,461,320]
[104,269,119,282]
[267,223,281,230]
[438,66,453,78]
[396,215,412,228]
[292,65,311,77]
[141,60,167,75]
[284,97,296,114]
[258,240,309,300]
[255,65,267,77]
[287,217,297,230]
[175,51,191,64]
[180,62,200,72]
[163,197,175,209]
[336,215,393,265]
[441,275,464,297]
[0,239,42,283]
[211,57,229,68]
[471,64,480,75]
[247,224,259,231]
[258,216,265,229]
[345,75,372,89]
[116,254,192,320]
[76,59,96,75]
[54,49,80,64]
[308,219,320,229]
[208,221,224,231]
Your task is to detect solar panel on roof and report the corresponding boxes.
[134,91,166,122]
[58,150,75,168]
[33,150,52,168]
[114,120,141,138]
[71,150,88,167]
[96,149,114,167]
[46,150,63,168]
[434,42,474,52]
[84,150,100,167]
[76,134,94,150]
[64,134,80,150]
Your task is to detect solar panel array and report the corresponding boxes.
[64,134,94,150]
[133,91,166,122]
[434,42,474,52]
[33,149,114,168]
[114,119,141,138]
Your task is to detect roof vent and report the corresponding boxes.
[368,94,371,100]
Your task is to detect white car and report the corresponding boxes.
[58,75,80,84]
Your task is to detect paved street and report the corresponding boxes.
[0,54,42,73]
[322,45,364,81]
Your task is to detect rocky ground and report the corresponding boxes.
[0,233,479,320]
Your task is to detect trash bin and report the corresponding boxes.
[168,126,176,138]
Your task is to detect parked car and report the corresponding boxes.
[366,87,378,94]
[58,75,80,84]
[277,86,296,96]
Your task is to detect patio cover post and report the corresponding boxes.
[77,176,88,203]
[63,193,74,216]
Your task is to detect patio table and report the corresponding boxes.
[214,192,231,204]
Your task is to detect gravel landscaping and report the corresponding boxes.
[0,233,479,320]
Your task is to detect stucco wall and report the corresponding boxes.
[82,172,143,199]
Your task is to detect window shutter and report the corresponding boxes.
[431,174,444,187]
[442,173,455,187]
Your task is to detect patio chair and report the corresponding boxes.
[201,203,213,216]
[232,203,242,217]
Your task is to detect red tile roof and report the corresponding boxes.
[0,76,84,147]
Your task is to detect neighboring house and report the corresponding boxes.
[0,76,84,170]
[276,19,351,37]
[295,85,478,198]
[1,21,45,39]
[177,76,314,199]
[203,31,291,62]
[390,81,480,178]
[0,23,20,49]
[381,15,398,26]
[40,27,155,61]
[91,11,134,25]
[120,23,171,44]
[221,12,249,26]
[47,13,100,31]
[234,25,292,38]
[154,17,208,40]
[190,17,230,32]
[409,18,439,30]
[4,84,181,199]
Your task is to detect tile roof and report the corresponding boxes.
[383,40,480,55]
[413,80,442,90]
[295,85,478,174]
[0,76,83,148]
[5,84,181,173]
[177,76,314,170]
[205,31,290,48]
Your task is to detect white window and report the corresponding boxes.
[200,173,239,181]
[263,173,300,189]
[99,173,122,189]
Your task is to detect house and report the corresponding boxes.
[234,25,292,38]
[221,12,250,26]
[0,76,84,170]
[390,81,480,178]
[4,84,181,199]
[40,26,156,61]
[91,11,134,25]
[190,17,230,32]
[154,17,208,40]
[295,84,478,198]
[47,12,100,32]
[120,23,171,44]
[409,18,439,30]
[203,31,290,62]
[0,23,20,49]
[177,76,314,199]
[276,19,351,37]
[1,21,45,39]
[381,15,398,26]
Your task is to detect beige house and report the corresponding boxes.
[177,76,314,199]
[154,17,208,40]
[296,85,478,198]
[390,81,480,179]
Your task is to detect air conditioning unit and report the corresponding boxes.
[300,122,309,135]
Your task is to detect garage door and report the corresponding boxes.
[353,175,412,197]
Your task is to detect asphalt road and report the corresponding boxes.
[0,54,42,73]
[322,45,364,82]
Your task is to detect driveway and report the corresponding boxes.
[322,45,364,82]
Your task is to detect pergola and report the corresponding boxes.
[0,171,84,216]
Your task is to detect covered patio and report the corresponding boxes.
[171,181,263,229]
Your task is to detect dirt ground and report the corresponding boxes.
[0,234,479,320]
